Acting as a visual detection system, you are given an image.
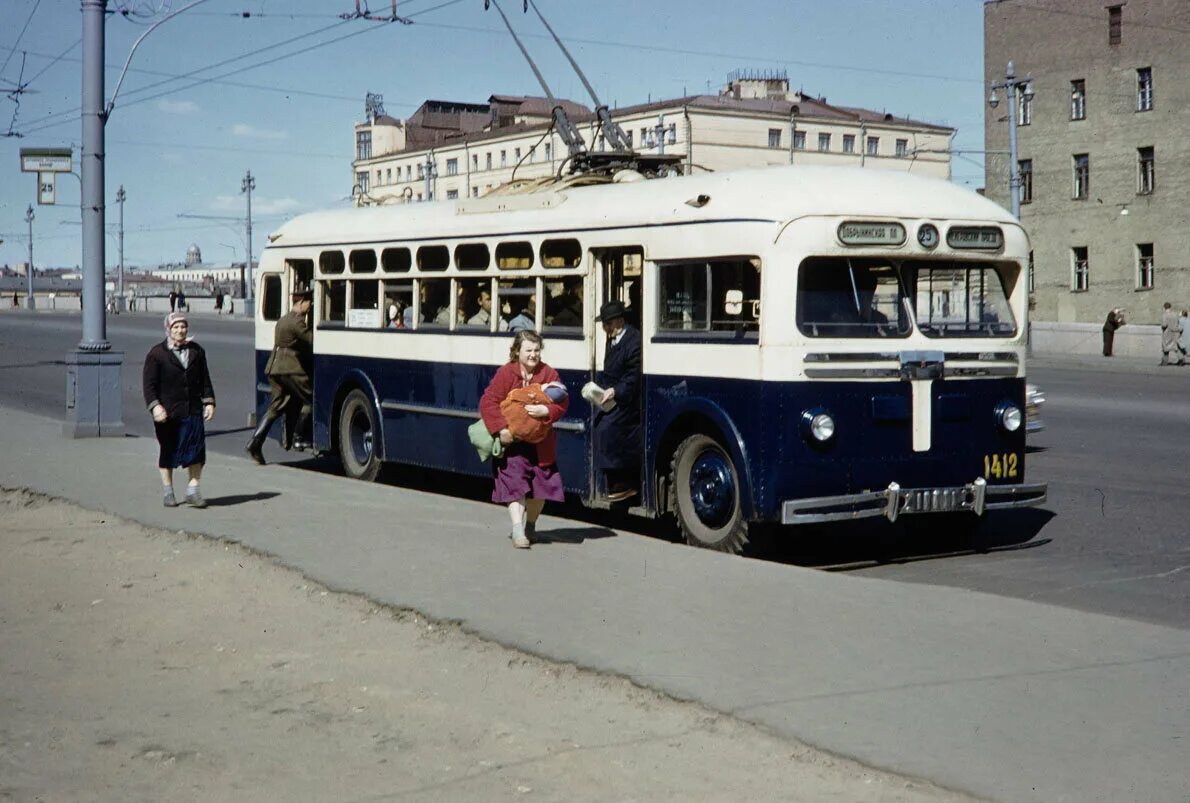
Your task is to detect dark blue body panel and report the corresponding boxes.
[255,350,1028,522]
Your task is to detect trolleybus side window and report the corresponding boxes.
[417,245,449,272]
[261,274,283,321]
[499,277,536,331]
[382,247,411,273]
[544,276,584,334]
[349,276,380,327]
[417,278,452,328]
[384,279,413,328]
[796,257,910,338]
[658,257,761,338]
[455,243,490,271]
[906,261,1017,337]
[349,249,377,273]
[318,250,346,325]
[541,238,581,269]
[496,241,534,270]
[458,277,495,329]
[319,250,345,275]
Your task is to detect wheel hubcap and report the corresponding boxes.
[688,449,735,529]
[349,409,373,465]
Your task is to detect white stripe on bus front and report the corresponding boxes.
[911,379,932,452]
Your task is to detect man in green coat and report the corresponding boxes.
[246,288,314,464]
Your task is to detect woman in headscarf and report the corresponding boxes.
[479,330,568,548]
[142,311,216,507]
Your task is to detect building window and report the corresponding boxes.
[866,136,879,156]
[1018,159,1033,204]
[355,129,372,161]
[500,150,507,167]
[472,186,480,197]
[1070,79,1086,120]
[471,154,478,170]
[666,123,677,144]
[895,138,908,157]
[842,134,855,154]
[385,168,391,184]
[793,130,806,150]
[529,147,536,163]
[405,165,412,181]
[514,147,522,161]
[416,163,424,180]
[818,133,831,151]
[1073,153,1089,199]
[446,158,458,176]
[446,189,459,200]
[544,143,552,161]
[624,130,632,148]
[768,128,781,148]
[1072,246,1089,291]
[1137,146,1155,194]
[375,169,381,185]
[1136,243,1154,290]
[1108,5,1122,45]
[356,171,369,194]
[1136,67,1153,111]
[1017,83,1032,125]
[485,152,492,170]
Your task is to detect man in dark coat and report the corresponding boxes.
[1102,308,1124,357]
[594,300,642,502]
[246,287,314,464]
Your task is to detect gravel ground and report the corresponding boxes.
[0,489,973,802]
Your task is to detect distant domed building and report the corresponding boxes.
[185,243,202,266]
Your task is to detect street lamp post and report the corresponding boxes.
[115,185,125,312]
[241,170,255,309]
[988,60,1033,220]
[25,205,35,310]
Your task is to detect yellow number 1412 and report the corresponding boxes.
[983,452,1019,479]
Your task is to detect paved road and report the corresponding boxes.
[1,311,1187,628]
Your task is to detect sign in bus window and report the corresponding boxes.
[498,277,536,331]
[796,257,911,338]
[455,243,490,271]
[349,249,377,273]
[541,238,581,269]
[907,261,1017,338]
[457,278,495,329]
[381,247,411,273]
[383,280,412,328]
[320,279,346,323]
[319,250,345,276]
[496,242,533,270]
[348,279,380,329]
[543,276,583,333]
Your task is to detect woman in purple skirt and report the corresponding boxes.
[479,331,568,548]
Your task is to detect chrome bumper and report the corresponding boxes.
[781,478,1048,525]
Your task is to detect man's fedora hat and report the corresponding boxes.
[291,285,313,300]
[596,299,628,323]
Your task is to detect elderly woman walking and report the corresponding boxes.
[479,330,568,548]
[143,311,216,507]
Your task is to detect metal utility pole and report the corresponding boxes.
[988,60,1031,220]
[66,0,124,438]
[242,170,255,308]
[115,185,125,312]
[25,205,35,310]
[422,153,435,201]
[652,113,667,156]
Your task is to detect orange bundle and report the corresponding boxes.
[500,384,552,444]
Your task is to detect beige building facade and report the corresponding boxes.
[351,74,954,207]
[985,0,1190,325]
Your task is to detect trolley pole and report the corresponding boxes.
[242,170,255,308]
[25,205,35,310]
[116,185,125,312]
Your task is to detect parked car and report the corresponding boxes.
[1026,383,1045,434]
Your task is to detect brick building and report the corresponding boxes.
[984,0,1190,325]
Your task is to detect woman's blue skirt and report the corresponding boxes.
[155,414,206,469]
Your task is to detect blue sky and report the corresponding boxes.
[0,0,987,269]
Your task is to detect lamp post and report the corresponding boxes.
[115,185,125,312]
[25,205,35,310]
[988,60,1033,220]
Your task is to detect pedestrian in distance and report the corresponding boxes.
[1102,307,1125,357]
[142,311,216,508]
[479,330,568,549]
[246,286,314,464]
[1159,301,1185,366]
[1180,309,1190,361]
[214,288,224,315]
[176,289,187,312]
[593,300,642,502]
[168,289,177,312]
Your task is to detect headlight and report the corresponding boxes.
[997,403,1023,432]
[801,409,836,443]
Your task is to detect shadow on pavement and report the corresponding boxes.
[204,491,282,507]
[533,526,618,545]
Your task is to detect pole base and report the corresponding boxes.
[63,349,126,438]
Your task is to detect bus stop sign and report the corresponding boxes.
[20,147,73,205]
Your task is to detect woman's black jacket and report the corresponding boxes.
[142,341,216,419]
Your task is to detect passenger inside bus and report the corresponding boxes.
[798,259,906,337]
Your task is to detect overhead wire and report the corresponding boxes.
[0,0,43,80]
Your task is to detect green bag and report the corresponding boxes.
[467,419,503,462]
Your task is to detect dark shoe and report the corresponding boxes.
[186,489,207,509]
[604,487,637,503]
[246,441,266,465]
[163,489,178,508]
[245,412,280,465]
[524,521,536,544]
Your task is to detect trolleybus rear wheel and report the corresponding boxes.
[338,389,382,482]
[670,433,748,553]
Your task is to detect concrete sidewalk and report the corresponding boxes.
[1,405,1187,802]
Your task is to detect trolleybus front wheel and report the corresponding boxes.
[338,389,382,482]
[670,433,748,554]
